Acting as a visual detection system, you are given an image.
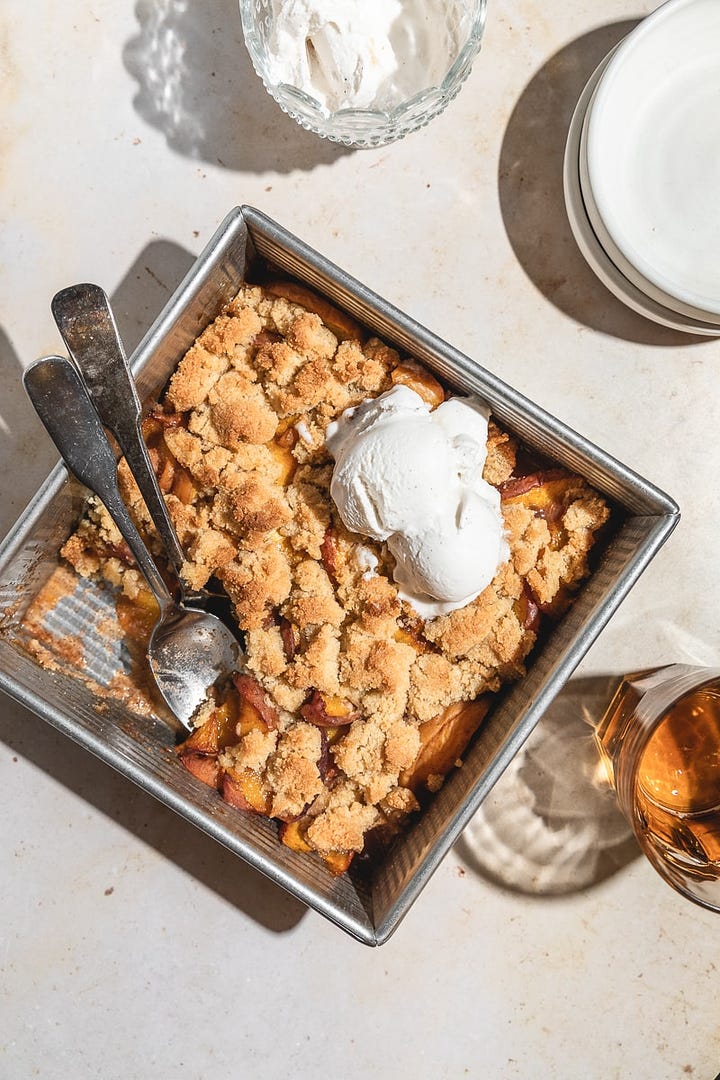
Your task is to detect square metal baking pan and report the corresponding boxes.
[0,206,679,945]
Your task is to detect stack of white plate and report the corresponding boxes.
[564,0,720,335]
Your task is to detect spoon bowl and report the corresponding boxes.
[23,354,242,728]
[149,607,241,726]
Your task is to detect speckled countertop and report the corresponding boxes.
[1,3,719,1078]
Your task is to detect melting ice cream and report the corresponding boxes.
[326,384,509,618]
[265,0,472,112]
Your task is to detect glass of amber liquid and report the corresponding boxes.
[595,664,720,912]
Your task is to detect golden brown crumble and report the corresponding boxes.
[59,283,610,871]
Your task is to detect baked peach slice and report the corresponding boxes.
[319,526,341,585]
[390,362,445,408]
[278,821,353,876]
[267,436,296,486]
[140,408,199,505]
[278,617,298,662]
[300,690,358,727]
[514,584,541,635]
[179,753,222,790]
[176,699,238,789]
[116,587,159,645]
[233,673,279,733]
[222,767,272,815]
[323,851,353,875]
[265,280,364,342]
[400,697,491,794]
[179,700,238,756]
[500,469,581,528]
[278,819,313,854]
[394,620,427,653]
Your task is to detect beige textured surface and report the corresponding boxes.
[1,3,719,1078]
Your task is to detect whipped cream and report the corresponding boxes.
[326,385,509,619]
[266,0,472,112]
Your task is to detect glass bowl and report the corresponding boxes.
[239,0,488,148]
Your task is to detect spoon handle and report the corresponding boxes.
[23,355,174,609]
[50,282,188,583]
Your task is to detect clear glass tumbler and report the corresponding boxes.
[595,664,720,913]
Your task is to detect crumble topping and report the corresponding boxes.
[59,282,611,869]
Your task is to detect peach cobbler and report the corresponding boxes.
[59,281,610,874]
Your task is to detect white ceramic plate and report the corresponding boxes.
[579,65,720,326]
[585,0,720,317]
[563,49,720,336]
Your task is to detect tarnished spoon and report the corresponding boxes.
[50,281,191,595]
[24,355,242,729]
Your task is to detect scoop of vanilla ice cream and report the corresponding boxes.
[266,0,472,112]
[268,0,402,111]
[325,385,509,618]
[326,386,450,540]
[390,492,507,608]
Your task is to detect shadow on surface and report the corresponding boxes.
[123,0,350,173]
[0,328,60,539]
[0,239,197,541]
[498,19,704,346]
[0,697,307,932]
[111,237,198,357]
[456,675,641,898]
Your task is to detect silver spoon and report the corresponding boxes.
[50,281,193,597]
[24,354,242,729]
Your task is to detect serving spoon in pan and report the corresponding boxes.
[24,354,242,729]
